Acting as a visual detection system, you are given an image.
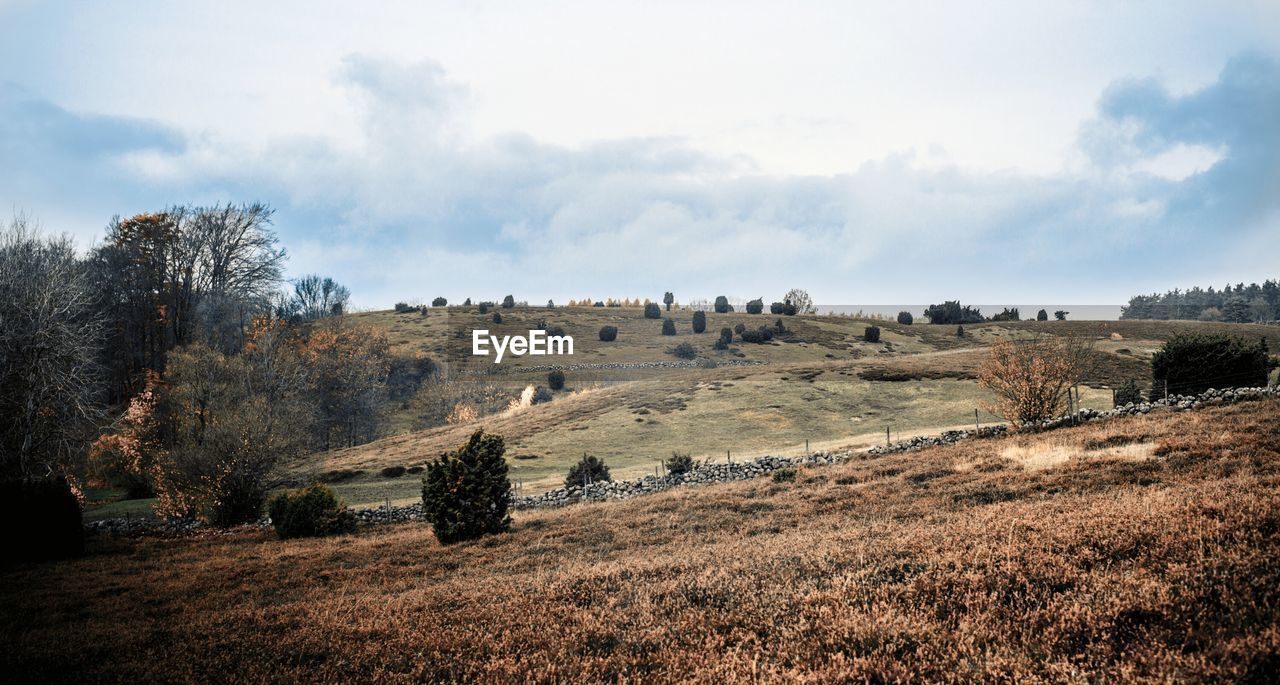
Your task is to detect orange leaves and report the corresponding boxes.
[979,336,1090,427]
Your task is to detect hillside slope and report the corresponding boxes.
[8,398,1280,682]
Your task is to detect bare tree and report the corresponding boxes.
[289,274,351,321]
[783,288,816,315]
[977,334,1095,427]
[0,217,104,480]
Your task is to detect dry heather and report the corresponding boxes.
[5,399,1280,683]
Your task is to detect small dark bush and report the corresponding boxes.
[394,302,416,313]
[406,466,424,474]
[989,307,1021,322]
[492,312,503,324]
[548,369,566,390]
[1114,379,1143,406]
[432,297,447,307]
[663,292,675,310]
[422,430,511,544]
[268,484,355,540]
[772,467,797,483]
[644,302,662,319]
[956,325,965,337]
[692,310,707,333]
[714,296,732,313]
[718,327,734,348]
[865,326,881,343]
[771,301,798,315]
[593,301,604,307]
[746,298,764,314]
[318,469,364,483]
[740,327,774,344]
[380,466,407,478]
[1054,310,1069,321]
[662,318,677,335]
[0,478,83,562]
[774,318,787,334]
[502,295,515,308]
[734,322,747,335]
[463,298,472,306]
[607,301,621,307]
[897,311,913,325]
[478,302,491,314]
[565,454,611,489]
[532,386,553,404]
[1037,308,1049,321]
[669,342,698,359]
[599,325,618,342]
[666,452,695,475]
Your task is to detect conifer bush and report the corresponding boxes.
[746,298,764,314]
[268,484,355,540]
[548,369,566,390]
[421,430,511,544]
[565,454,611,489]
[714,296,731,313]
[665,452,695,475]
[644,302,662,319]
[897,311,913,325]
[662,318,677,335]
[599,325,618,342]
[865,326,881,343]
[692,310,706,333]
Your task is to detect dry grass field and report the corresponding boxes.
[10,398,1280,682]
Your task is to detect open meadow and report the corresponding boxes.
[9,397,1280,682]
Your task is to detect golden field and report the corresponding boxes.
[9,397,1280,682]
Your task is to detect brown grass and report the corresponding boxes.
[5,398,1280,682]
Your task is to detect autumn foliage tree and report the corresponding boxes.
[89,371,163,498]
[977,335,1093,427]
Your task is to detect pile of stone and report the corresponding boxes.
[471,359,765,375]
[866,425,1009,456]
[511,451,853,509]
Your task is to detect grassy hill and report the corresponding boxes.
[11,397,1280,681]
[281,309,1273,508]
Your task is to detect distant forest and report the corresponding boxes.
[1121,280,1279,322]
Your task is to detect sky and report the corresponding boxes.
[1,0,1278,308]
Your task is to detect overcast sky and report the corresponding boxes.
[2,1,1278,307]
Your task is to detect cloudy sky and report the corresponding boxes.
[2,1,1277,307]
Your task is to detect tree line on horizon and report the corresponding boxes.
[1121,279,1279,323]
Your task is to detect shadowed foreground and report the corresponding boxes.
[4,400,1280,682]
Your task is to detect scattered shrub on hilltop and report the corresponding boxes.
[663,291,674,311]
[746,298,764,314]
[782,288,814,314]
[421,430,511,544]
[565,453,611,489]
[715,327,734,350]
[865,326,881,343]
[548,369,565,390]
[1150,334,1269,399]
[644,302,662,319]
[897,311,913,325]
[1037,308,1049,321]
[665,452,695,475]
[662,318,677,335]
[1055,310,1069,321]
[478,302,491,314]
[502,295,515,309]
[669,342,698,359]
[734,322,747,335]
[740,327,774,344]
[990,307,1021,322]
[598,325,618,342]
[714,296,732,313]
[771,301,798,315]
[956,325,965,337]
[774,318,787,334]
[432,297,447,307]
[268,484,355,540]
[692,310,707,333]
[394,302,418,314]
[924,300,985,324]
[492,312,503,324]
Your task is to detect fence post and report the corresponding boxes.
[886,426,891,446]
[975,408,980,433]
